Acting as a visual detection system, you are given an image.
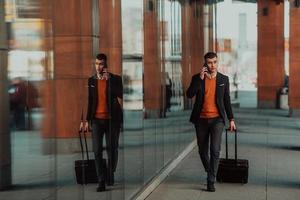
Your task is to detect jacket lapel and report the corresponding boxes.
[200,76,205,95]
[93,75,98,103]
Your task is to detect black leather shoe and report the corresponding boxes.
[207,182,215,192]
[97,181,106,192]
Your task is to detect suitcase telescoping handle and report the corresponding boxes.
[78,111,90,161]
[225,128,237,162]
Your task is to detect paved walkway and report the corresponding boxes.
[146,107,300,200]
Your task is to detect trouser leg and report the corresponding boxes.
[110,124,120,172]
[207,118,224,183]
[195,119,210,172]
[105,123,120,183]
[92,119,107,182]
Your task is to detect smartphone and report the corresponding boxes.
[100,63,108,75]
[203,63,211,74]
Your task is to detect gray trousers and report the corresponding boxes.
[195,117,224,183]
[92,119,120,182]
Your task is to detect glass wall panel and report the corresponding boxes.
[160,0,183,165]
[1,0,204,199]
[121,0,144,199]
[1,0,56,200]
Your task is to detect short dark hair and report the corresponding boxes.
[96,53,107,61]
[204,52,218,60]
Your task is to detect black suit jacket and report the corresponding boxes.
[186,72,233,124]
[86,73,123,124]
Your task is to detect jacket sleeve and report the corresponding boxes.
[223,76,234,121]
[111,75,123,99]
[86,78,93,122]
[186,75,200,98]
[116,75,123,99]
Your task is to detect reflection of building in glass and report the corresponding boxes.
[123,61,143,110]
[163,1,183,111]
[15,0,42,19]
[5,0,49,81]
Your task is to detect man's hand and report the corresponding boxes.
[84,121,90,132]
[200,67,206,80]
[102,68,109,80]
[117,97,123,109]
[200,66,211,80]
[79,121,84,132]
[228,120,236,132]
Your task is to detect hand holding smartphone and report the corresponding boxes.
[200,63,211,80]
[102,67,109,80]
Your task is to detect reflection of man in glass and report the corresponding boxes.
[83,53,123,192]
[186,52,236,192]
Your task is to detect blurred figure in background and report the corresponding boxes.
[25,80,40,130]
[165,72,172,112]
[8,77,40,131]
[9,77,26,130]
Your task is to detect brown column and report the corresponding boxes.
[43,0,93,152]
[0,0,12,189]
[257,0,284,108]
[143,0,162,118]
[99,0,122,75]
[181,0,205,109]
[190,1,204,76]
[181,1,192,109]
[289,1,300,116]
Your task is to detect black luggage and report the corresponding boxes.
[75,121,107,184]
[216,129,249,184]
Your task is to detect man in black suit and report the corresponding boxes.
[186,52,236,192]
[83,53,123,192]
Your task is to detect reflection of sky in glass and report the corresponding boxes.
[163,1,181,57]
[121,0,143,55]
[8,50,47,80]
[122,0,143,110]
[122,61,143,110]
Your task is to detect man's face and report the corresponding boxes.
[205,57,218,74]
[95,59,106,73]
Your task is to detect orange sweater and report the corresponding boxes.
[200,77,220,118]
[95,79,109,119]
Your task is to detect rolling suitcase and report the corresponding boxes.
[75,121,107,184]
[216,129,249,184]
